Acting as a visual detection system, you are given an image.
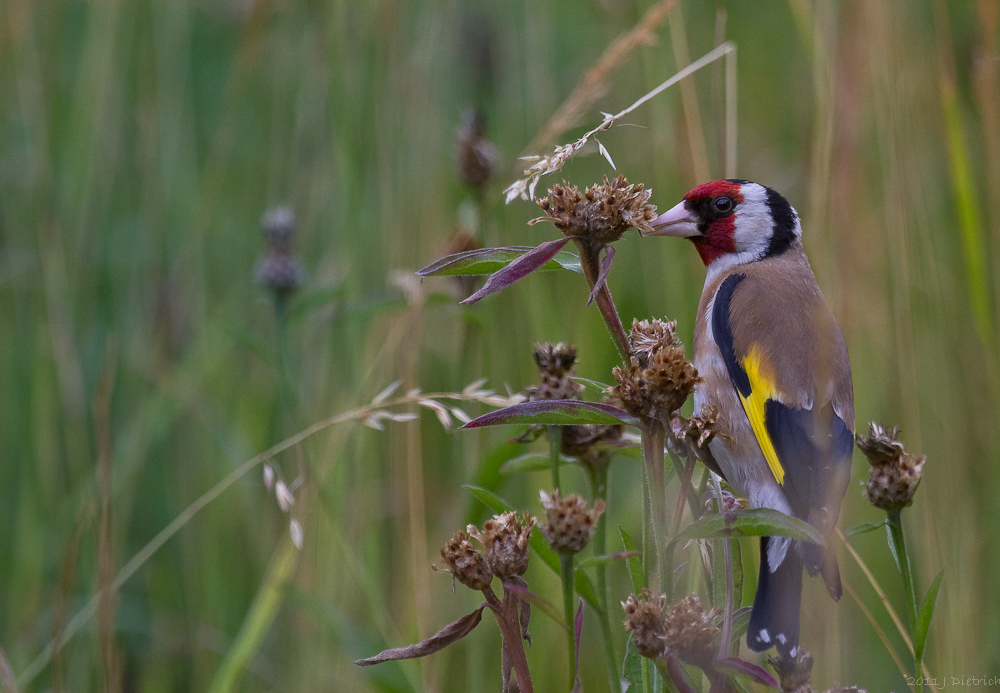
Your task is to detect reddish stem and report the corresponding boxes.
[575,240,630,361]
[484,587,534,693]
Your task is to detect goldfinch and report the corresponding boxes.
[646,180,854,660]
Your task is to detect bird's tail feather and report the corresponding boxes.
[801,539,842,600]
[748,536,802,658]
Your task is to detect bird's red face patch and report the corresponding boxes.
[683,180,744,265]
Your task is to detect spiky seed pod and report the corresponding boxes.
[856,423,925,512]
[525,342,584,401]
[768,649,815,693]
[662,594,721,669]
[468,512,536,580]
[677,403,721,449]
[256,206,304,299]
[530,175,657,244]
[609,319,701,419]
[622,590,668,660]
[439,531,493,591]
[455,109,498,190]
[538,491,606,554]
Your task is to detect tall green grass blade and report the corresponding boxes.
[914,569,944,661]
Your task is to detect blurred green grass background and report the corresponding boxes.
[1,0,998,690]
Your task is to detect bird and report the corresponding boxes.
[645,179,854,661]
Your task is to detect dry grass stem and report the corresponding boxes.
[522,0,676,156]
[505,42,737,204]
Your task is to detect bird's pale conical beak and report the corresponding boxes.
[643,200,700,238]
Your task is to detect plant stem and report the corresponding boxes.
[887,510,921,693]
[485,588,534,693]
[588,463,619,692]
[642,422,670,596]
[576,240,630,361]
[710,473,734,659]
[548,426,562,491]
[560,554,577,689]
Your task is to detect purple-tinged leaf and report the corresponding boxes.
[575,551,640,571]
[502,580,566,629]
[461,238,572,304]
[716,657,779,688]
[587,245,616,307]
[463,400,639,428]
[417,246,582,277]
[664,654,698,693]
[356,604,486,665]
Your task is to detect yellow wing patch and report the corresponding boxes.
[737,346,785,486]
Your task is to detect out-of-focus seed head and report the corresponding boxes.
[456,109,499,190]
[662,594,721,669]
[705,488,749,514]
[468,512,536,580]
[539,491,605,554]
[856,423,925,512]
[525,342,584,401]
[768,649,814,693]
[622,589,668,660]
[256,206,304,299]
[560,422,624,458]
[609,320,700,419]
[530,175,657,244]
[677,403,721,449]
[439,530,494,591]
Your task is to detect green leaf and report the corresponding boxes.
[914,568,944,661]
[417,246,582,276]
[729,605,753,640]
[499,452,574,475]
[619,526,644,594]
[463,486,601,611]
[885,520,901,573]
[669,508,824,546]
[576,551,640,572]
[844,520,886,537]
[621,634,643,693]
[463,400,639,428]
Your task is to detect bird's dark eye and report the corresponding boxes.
[713,196,734,214]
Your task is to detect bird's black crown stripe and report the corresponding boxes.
[712,273,751,397]
[763,186,797,258]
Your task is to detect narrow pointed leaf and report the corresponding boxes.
[885,521,901,573]
[729,605,753,640]
[914,568,944,661]
[356,605,486,665]
[417,245,582,277]
[844,521,886,537]
[619,526,644,594]
[572,598,585,693]
[570,375,613,394]
[669,508,823,546]
[463,486,602,611]
[463,400,638,428]
[587,245,616,306]
[461,238,571,304]
[499,452,574,476]
[716,658,779,688]
[576,551,640,571]
[502,581,566,629]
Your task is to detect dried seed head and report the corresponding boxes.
[768,649,815,693]
[468,512,536,579]
[677,403,721,449]
[456,109,499,190]
[705,488,749,514]
[560,423,624,458]
[256,206,304,299]
[662,594,721,668]
[526,342,584,401]
[622,589,668,659]
[609,320,700,419]
[531,175,657,245]
[439,530,494,591]
[856,423,925,512]
[539,491,605,554]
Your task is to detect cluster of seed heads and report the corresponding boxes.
[855,423,925,512]
[255,207,305,300]
[455,109,498,190]
[768,649,867,693]
[622,590,721,666]
[525,342,584,402]
[676,403,722,449]
[610,319,701,419]
[439,530,494,591]
[529,175,657,245]
[467,512,536,580]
